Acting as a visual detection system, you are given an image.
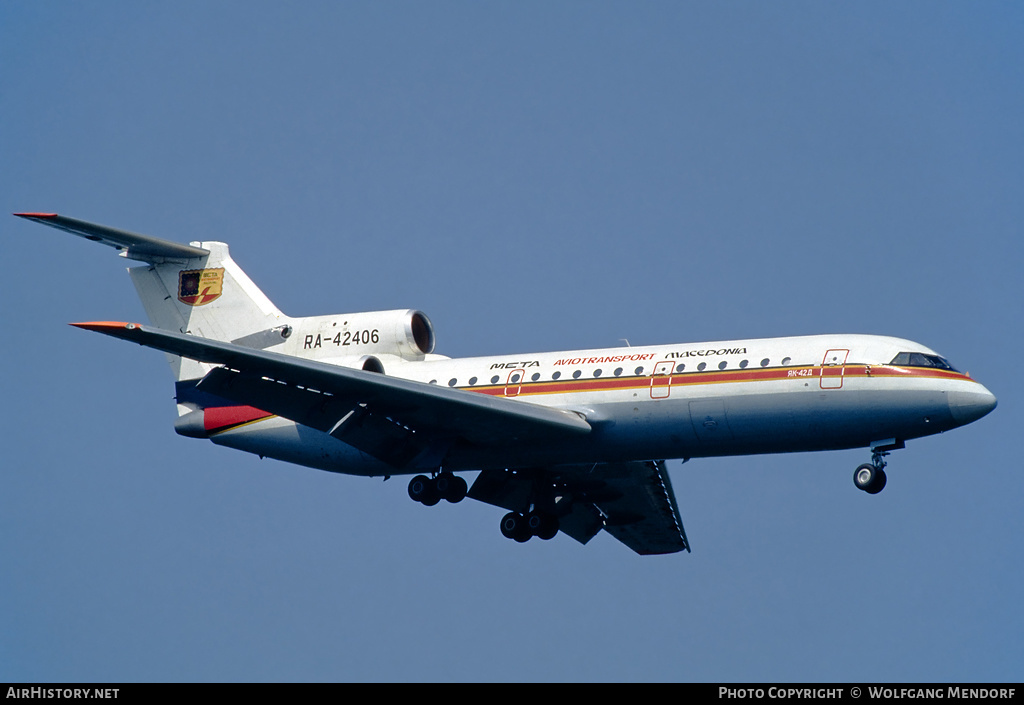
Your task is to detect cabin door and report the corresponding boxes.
[820,349,849,389]
[504,368,526,397]
[650,360,675,399]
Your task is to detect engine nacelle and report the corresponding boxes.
[175,310,435,438]
[286,309,435,362]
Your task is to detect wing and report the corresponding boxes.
[468,460,690,555]
[72,321,591,467]
[14,212,209,263]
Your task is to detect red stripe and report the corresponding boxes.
[465,365,969,397]
[204,406,273,434]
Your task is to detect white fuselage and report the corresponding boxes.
[19,213,1000,551]
[203,333,996,477]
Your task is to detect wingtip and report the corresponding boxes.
[14,212,58,219]
[70,321,141,333]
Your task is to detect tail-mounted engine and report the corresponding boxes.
[288,309,435,363]
[175,309,436,438]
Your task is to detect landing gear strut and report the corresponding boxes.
[854,449,889,494]
[408,472,467,505]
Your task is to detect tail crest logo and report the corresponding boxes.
[178,268,225,306]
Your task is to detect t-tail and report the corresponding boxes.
[15,213,288,386]
[15,213,437,419]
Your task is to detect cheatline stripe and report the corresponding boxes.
[460,364,969,397]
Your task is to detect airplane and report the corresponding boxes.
[16,212,998,555]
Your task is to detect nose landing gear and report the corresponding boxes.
[853,448,890,494]
[854,463,887,494]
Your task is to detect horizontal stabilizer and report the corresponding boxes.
[15,212,209,263]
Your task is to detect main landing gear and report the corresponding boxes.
[407,472,468,506]
[853,449,889,495]
[499,509,559,543]
[407,469,563,544]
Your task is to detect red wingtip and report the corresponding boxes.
[14,212,58,218]
[70,321,141,333]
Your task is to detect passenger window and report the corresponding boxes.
[635,366,644,375]
[614,367,623,376]
[572,370,582,379]
[448,378,458,387]
[469,377,477,386]
[490,375,499,384]
[697,362,707,372]
[781,357,792,366]
[552,371,561,380]
[594,369,602,377]
[676,364,685,373]
[739,360,749,369]
[718,361,727,370]
[760,358,770,367]
[531,372,540,381]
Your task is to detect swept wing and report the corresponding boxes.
[72,322,690,553]
[72,322,592,464]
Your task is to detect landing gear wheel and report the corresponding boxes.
[435,473,468,503]
[408,475,440,505]
[870,468,887,494]
[854,464,887,494]
[500,512,519,539]
[500,512,532,543]
[450,475,468,502]
[529,511,559,540]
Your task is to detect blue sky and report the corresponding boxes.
[2,1,1021,682]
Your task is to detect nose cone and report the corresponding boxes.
[948,386,998,425]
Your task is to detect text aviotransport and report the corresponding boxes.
[554,353,656,366]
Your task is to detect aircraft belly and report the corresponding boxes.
[208,416,396,477]
[708,387,957,456]
[450,386,960,465]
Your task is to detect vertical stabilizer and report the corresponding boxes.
[17,212,292,409]
[128,242,286,382]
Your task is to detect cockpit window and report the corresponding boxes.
[889,352,960,372]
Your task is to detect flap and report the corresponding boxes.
[591,460,689,555]
[468,460,689,555]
